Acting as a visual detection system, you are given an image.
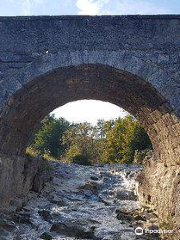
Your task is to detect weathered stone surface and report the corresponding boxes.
[0,16,179,161]
[116,190,137,201]
[0,15,180,239]
[137,155,180,239]
[0,161,157,240]
[0,154,51,210]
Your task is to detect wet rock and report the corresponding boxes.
[116,190,137,201]
[40,232,53,240]
[78,182,98,193]
[51,222,95,239]
[134,215,146,221]
[14,211,31,224]
[0,162,157,240]
[38,209,51,221]
[90,176,99,181]
[116,211,133,221]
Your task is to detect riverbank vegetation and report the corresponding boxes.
[27,114,152,165]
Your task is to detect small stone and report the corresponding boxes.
[40,232,52,240]
[90,176,99,181]
[116,190,137,201]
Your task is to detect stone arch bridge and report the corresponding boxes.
[0,15,180,237]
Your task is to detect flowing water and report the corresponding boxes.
[0,161,160,240]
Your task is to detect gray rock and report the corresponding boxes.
[0,161,158,240]
[116,190,137,201]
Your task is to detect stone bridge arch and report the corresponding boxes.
[1,16,180,236]
[0,62,179,167]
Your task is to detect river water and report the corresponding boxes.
[0,162,160,240]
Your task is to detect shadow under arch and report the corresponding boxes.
[0,64,180,165]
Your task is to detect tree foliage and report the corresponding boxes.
[102,116,152,164]
[29,114,152,165]
[30,115,70,158]
[62,122,101,165]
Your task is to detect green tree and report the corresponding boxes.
[30,115,70,158]
[102,116,152,164]
[62,122,101,165]
[29,114,152,165]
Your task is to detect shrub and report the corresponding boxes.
[72,154,92,166]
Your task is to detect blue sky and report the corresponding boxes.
[1,0,179,124]
[0,0,179,16]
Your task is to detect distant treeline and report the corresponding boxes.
[27,115,152,165]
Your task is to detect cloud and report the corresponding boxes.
[14,0,171,16]
[76,0,108,15]
[76,0,170,15]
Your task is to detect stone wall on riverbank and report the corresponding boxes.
[137,155,180,240]
[0,154,50,210]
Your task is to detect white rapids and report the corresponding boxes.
[0,161,159,240]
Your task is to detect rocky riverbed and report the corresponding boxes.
[0,161,160,240]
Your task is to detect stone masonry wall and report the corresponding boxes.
[137,156,180,239]
[0,154,49,210]
[0,16,180,239]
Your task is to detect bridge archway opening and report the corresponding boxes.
[0,64,179,165]
[50,99,129,124]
